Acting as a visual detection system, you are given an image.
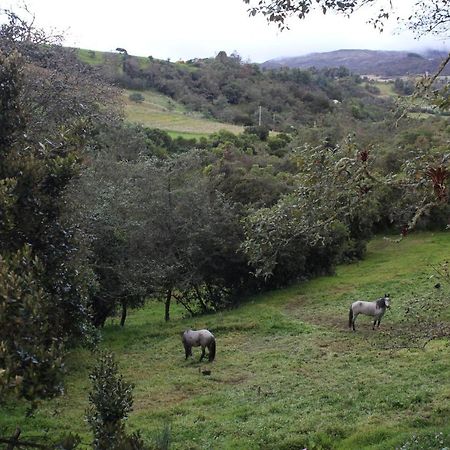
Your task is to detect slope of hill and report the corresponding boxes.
[76,48,395,133]
[262,49,450,77]
[124,89,243,137]
[4,232,450,449]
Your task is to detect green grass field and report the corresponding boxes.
[372,81,396,97]
[76,48,106,66]
[124,90,243,136]
[2,232,450,449]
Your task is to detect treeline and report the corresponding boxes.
[85,49,392,131]
[72,118,450,326]
[71,126,363,327]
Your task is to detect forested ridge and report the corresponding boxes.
[0,4,449,449]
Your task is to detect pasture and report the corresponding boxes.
[124,89,244,135]
[2,232,450,449]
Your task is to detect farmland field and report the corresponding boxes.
[2,232,450,449]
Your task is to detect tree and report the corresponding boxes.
[242,118,450,278]
[243,0,450,36]
[107,152,248,320]
[0,49,73,405]
[244,0,450,113]
[244,0,450,111]
[0,246,64,405]
[64,127,149,327]
[0,7,117,404]
[1,8,120,142]
[70,143,255,322]
[128,92,145,103]
[242,141,380,280]
[406,0,450,36]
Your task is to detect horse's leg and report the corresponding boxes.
[352,312,358,331]
[377,318,381,328]
[184,344,191,360]
[199,346,206,362]
[372,318,377,330]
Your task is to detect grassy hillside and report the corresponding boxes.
[76,47,402,134]
[76,49,245,136]
[123,89,243,137]
[76,47,444,140]
[2,232,450,449]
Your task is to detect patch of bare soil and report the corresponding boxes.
[134,390,190,410]
[285,296,348,331]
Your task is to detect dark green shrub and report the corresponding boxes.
[128,92,145,103]
[244,125,270,141]
[86,352,135,450]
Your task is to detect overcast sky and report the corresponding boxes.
[3,0,449,63]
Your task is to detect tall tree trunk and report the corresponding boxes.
[165,288,172,322]
[7,428,20,450]
[120,300,127,327]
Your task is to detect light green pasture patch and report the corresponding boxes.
[373,81,396,97]
[76,48,106,65]
[124,89,243,135]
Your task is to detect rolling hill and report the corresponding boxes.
[76,47,398,134]
[262,49,450,77]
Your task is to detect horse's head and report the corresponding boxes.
[384,293,391,308]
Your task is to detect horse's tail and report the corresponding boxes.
[208,339,216,362]
[348,306,353,328]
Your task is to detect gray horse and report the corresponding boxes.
[349,294,391,331]
[181,329,216,362]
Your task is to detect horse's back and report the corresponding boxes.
[198,329,214,345]
[182,329,214,346]
[202,329,215,339]
[351,300,376,315]
[351,300,368,309]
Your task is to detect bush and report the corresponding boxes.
[128,92,145,103]
[244,125,270,141]
[86,352,137,450]
[267,133,291,156]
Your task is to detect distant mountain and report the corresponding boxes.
[261,49,450,77]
